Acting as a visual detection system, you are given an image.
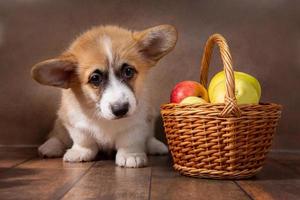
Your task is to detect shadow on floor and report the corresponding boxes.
[0,167,39,189]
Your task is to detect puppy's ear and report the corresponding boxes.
[134,25,178,62]
[31,54,77,89]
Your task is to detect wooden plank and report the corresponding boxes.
[20,158,93,169]
[237,158,300,200]
[62,160,151,200]
[0,158,29,170]
[0,147,37,170]
[149,156,250,200]
[0,157,94,200]
[1,148,299,200]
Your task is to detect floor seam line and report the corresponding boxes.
[148,166,153,200]
[234,181,254,200]
[56,162,96,200]
[0,156,35,174]
[10,157,35,168]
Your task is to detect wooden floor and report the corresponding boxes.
[0,147,300,200]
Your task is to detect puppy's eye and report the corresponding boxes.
[121,63,136,79]
[89,70,103,86]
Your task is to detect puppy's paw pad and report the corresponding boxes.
[38,137,65,158]
[116,152,147,168]
[63,147,96,162]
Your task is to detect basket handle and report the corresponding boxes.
[200,34,241,117]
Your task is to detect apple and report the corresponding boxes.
[209,71,261,98]
[170,81,209,103]
[208,71,261,104]
[180,96,207,105]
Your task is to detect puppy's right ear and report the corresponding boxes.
[31,54,77,89]
[134,25,178,63]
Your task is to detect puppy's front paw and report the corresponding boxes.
[38,137,66,158]
[116,151,148,168]
[63,146,97,162]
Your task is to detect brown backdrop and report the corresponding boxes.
[0,0,299,151]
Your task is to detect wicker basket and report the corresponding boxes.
[160,34,282,179]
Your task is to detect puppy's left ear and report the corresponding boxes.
[134,25,178,63]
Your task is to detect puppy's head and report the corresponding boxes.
[31,25,177,120]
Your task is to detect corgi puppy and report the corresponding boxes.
[31,25,177,168]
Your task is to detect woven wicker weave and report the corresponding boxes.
[160,34,282,179]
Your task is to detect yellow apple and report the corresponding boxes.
[209,71,261,104]
[180,96,207,105]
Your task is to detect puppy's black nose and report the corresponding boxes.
[111,102,129,117]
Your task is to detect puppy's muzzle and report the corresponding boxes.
[110,102,129,118]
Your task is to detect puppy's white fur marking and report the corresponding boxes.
[102,35,113,66]
[63,143,98,162]
[98,64,137,120]
[98,35,137,120]
[116,149,147,168]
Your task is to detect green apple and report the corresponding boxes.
[180,96,207,105]
[209,71,261,104]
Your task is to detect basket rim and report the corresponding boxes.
[160,102,282,119]
[161,102,282,110]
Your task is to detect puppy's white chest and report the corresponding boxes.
[68,112,114,149]
[72,112,145,150]
[64,89,151,150]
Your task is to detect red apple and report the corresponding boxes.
[170,81,209,103]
